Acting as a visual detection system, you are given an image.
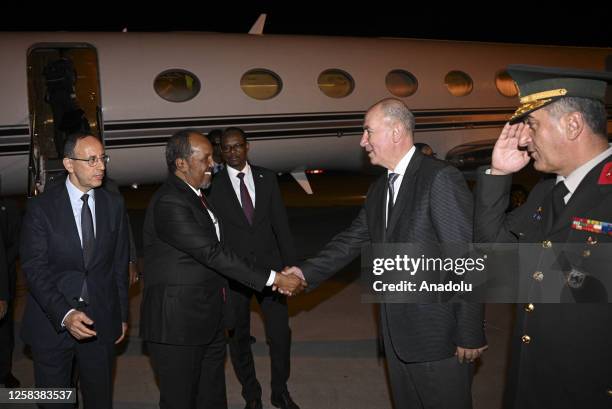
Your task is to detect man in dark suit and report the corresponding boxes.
[284,98,487,409]
[0,189,21,388]
[208,127,298,409]
[474,65,612,409]
[206,128,225,174]
[140,129,304,409]
[20,132,129,409]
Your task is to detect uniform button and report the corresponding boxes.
[542,240,552,249]
[524,303,535,312]
[521,335,531,344]
[607,388,612,397]
[582,249,591,257]
[532,271,544,282]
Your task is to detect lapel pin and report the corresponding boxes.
[532,206,543,221]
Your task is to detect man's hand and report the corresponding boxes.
[282,266,305,281]
[273,272,307,296]
[0,300,7,320]
[115,322,128,344]
[490,122,531,175]
[455,345,488,363]
[129,262,139,286]
[64,310,97,340]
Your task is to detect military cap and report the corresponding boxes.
[507,64,612,123]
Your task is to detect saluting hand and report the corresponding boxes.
[491,122,531,175]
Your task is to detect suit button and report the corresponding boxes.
[542,240,552,249]
[521,335,531,344]
[607,388,612,397]
[532,271,544,282]
[582,249,591,257]
[524,303,535,312]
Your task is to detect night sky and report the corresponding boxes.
[4,9,611,47]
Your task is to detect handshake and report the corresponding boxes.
[272,266,307,296]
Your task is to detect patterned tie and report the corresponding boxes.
[551,181,569,222]
[80,193,95,303]
[386,172,399,228]
[237,172,255,225]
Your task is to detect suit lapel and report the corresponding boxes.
[92,188,109,263]
[386,152,423,239]
[55,184,85,267]
[170,174,221,240]
[251,166,268,225]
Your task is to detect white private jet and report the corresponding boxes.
[0,17,610,195]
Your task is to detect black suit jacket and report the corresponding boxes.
[208,165,296,272]
[474,153,612,409]
[301,151,486,363]
[140,173,269,346]
[0,198,20,301]
[20,181,129,348]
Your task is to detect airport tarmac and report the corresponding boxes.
[5,171,515,409]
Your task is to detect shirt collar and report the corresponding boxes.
[389,145,416,176]
[557,144,612,194]
[182,179,202,197]
[65,176,94,203]
[227,163,251,179]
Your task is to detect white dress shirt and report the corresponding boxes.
[65,176,96,243]
[386,146,416,227]
[227,163,256,207]
[62,176,96,326]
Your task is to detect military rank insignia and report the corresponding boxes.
[572,217,612,236]
[598,162,612,185]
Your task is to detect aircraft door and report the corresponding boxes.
[26,44,103,196]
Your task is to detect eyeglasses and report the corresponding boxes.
[220,143,246,153]
[70,154,110,167]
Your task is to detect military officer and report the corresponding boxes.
[474,65,612,409]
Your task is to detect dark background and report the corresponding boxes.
[3,8,611,47]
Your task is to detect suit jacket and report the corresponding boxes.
[20,181,129,348]
[208,165,296,273]
[140,173,269,346]
[301,151,486,363]
[474,154,612,409]
[0,198,20,301]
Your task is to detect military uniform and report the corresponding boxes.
[475,65,612,409]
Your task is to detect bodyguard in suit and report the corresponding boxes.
[474,65,612,409]
[284,98,487,409]
[208,127,298,409]
[20,132,129,409]
[140,129,304,409]
[0,191,21,388]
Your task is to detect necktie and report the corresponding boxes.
[551,181,569,222]
[237,172,255,225]
[80,193,95,303]
[386,172,399,228]
[198,191,217,224]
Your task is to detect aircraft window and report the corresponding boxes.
[444,71,473,97]
[154,69,201,103]
[317,69,354,98]
[495,70,519,97]
[240,69,283,100]
[386,70,418,97]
